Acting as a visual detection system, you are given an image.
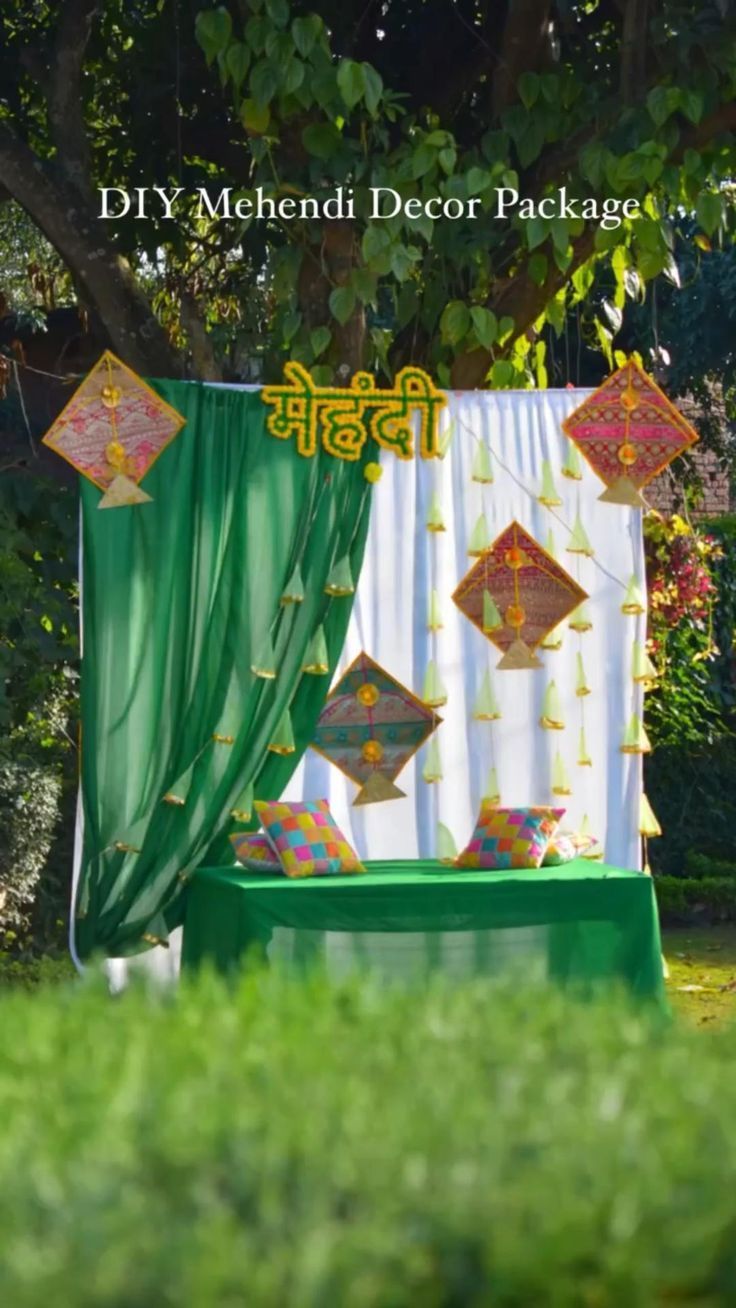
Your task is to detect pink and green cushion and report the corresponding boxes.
[455,805,564,871]
[253,799,365,879]
[229,832,282,873]
[543,831,598,866]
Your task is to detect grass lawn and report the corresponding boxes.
[663,926,736,1028]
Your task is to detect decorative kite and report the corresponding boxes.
[42,350,186,508]
[561,358,698,509]
[311,651,441,804]
[452,520,588,670]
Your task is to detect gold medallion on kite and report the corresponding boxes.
[311,651,441,805]
[452,520,588,670]
[561,358,698,509]
[41,350,186,508]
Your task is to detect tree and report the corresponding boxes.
[1,0,736,387]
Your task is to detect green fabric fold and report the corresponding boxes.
[75,382,372,958]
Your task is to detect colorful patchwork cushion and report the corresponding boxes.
[543,830,598,865]
[455,805,565,871]
[229,832,282,873]
[253,799,365,879]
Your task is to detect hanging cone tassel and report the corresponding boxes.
[482,766,501,805]
[541,622,563,652]
[566,512,594,557]
[436,821,458,863]
[324,556,354,596]
[497,639,542,670]
[569,602,592,633]
[580,813,592,839]
[267,707,296,755]
[545,529,558,561]
[231,781,254,823]
[640,792,662,837]
[438,420,455,459]
[621,576,646,615]
[482,590,503,633]
[251,630,277,679]
[302,625,329,675]
[551,751,572,796]
[98,474,152,509]
[561,443,583,480]
[575,652,591,697]
[426,492,446,533]
[163,761,195,806]
[632,641,658,687]
[353,772,406,806]
[422,735,443,783]
[538,459,562,507]
[472,670,502,721]
[471,442,494,484]
[468,512,491,557]
[280,561,305,604]
[599,476,646,509]
[540,679,565,729]
[621,714,651,755]
[422,660,448,707]
[428,588,443,632]
[577,727,592,767]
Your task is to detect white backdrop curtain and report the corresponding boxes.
[284,388,645,870]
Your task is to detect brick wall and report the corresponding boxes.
[647,446,733,519]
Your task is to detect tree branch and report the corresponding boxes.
[492,0,553,117]
[47,0,100,199]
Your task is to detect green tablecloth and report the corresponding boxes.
[181,859,666,1002]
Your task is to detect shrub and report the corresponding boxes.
[655,874,736,925]
[645,738,736,875]
[0,739,61,932]
[2,972,736,1305]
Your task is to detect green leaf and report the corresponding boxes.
[311,364,334,386]
[440,300,471,347]
[352,268,378,305]
[337,59,365,110]
[438,147,456,175]
[241,98,270,134]
[250,59,278,105]
[411,144,437,179]
[362,225,390,263]
[497,316,515,344]
[696,191,723,237]
[302,122,341,159]
[466,167,491,197]
[526,215,547,251]
[662,251,681,288]
[518,71,540,109]
[225,42,251,90]
[647,86,671,127]
[329,286,356,325]
[470,306,498,350]
[266,0,289,26]
[291,15,321,56]
[680,89,704,124]
[528,252,548,286]
[362,64,383,116]
[310,326,331,358]
[490,360,514,388]
[195,7,232,65]
[284,59,304,94]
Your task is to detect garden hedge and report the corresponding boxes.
[1,971,736,1306]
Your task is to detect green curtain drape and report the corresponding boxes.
[74,382,372,959]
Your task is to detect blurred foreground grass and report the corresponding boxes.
[1,968,736,1306]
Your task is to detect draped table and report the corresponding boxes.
[181,860,666,1003]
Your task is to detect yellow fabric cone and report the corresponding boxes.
[302,625,329,674]
[580,813,592,839]
[267,707,296,755]
[632,641,658,686]
[551,751,572,796]
[324,556,354,596]
[468,512,491,557]
[438,420,455,459]
[639,792,662,837]
[162,761,195,806]
[472,442,494,484]
[540,680,565,729]
[538,459,562,507]
[428,588,443,631]
[497,639,542,670]
[482,766,501,805]
[280,561,305,604]
[472,670,501,721]
[98,474,152,509]
[569,602,592,633]
[577,727,592,767]
[436,821,458,863]
[482,591,502,633]
[621,576,646,615]
[230,781,254,823]
[561,443,583,480]
[422,735,443,783]
[621,714,651,755]
[353,772,406,805]
[545,529,558,561]
[426,492,446,533]
[575,652,591,697]
[541,622,564,651]
[422,660,448,707]
[566,512,594,557]
[251,631,277,679]
[599,476,646,508]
